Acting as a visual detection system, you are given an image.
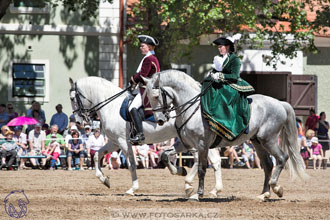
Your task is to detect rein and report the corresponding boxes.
[152,78,215,141]
[73,82,131,120]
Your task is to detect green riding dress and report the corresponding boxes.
[201,53,254,141]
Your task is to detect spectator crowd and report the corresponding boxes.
[0,102,329,171]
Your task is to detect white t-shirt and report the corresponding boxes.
[87,134,105,151]
[28,130,46,151]
[13,133,27,145]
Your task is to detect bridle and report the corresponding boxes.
[70,82,131,123]
[70,83,93,123]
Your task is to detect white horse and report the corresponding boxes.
[69,77,223,197]
[144,70,309,201]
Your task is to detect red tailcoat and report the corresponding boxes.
[130,55,160,117]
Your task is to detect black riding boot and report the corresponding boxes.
[129,108,145,144]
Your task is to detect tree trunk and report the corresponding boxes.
[0,0,11,21]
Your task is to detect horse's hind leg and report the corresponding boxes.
[261,139,289,198]
[208,148,223,197]
[124,142,139,196]
[252,139,273,201]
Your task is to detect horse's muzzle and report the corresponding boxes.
[157,120,165,126]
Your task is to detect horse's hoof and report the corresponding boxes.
[125,188,135,196]
[188,193,199,201]
[273,185,283,198]
[209,188,222,197]
[177,167,187,176]
[104,176,110,188]
[256,192,271,201]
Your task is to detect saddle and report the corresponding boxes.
[119,93,156,123]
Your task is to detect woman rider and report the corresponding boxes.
[201,34,254,141]
[129,35,160,144]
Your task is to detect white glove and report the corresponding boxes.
[212,55,223,71]
[210,72,225,82]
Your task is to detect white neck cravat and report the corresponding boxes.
[136,51,155,73]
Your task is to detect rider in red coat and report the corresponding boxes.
[129,35,160,144]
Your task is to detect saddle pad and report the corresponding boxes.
[119,96,156,123]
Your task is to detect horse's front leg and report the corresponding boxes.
[124,143,139,196]
[95,142,113,188]
[189,147,208,201]
[161,141,188,176]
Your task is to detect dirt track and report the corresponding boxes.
[1,167,330,220]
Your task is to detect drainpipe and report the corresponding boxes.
[119,0,124,88]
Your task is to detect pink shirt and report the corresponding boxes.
[311,143,322,155]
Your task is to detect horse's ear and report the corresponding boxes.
[69,77,74,89]
[141,76,151,85]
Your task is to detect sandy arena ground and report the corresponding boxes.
[1,167,330,220]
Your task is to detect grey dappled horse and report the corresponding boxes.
[69,77,223,197]
[144,70,308,201]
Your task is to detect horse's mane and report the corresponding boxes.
[150,70,201,91]
[76,76,123,99]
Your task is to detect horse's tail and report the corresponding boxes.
[280,102,309,181]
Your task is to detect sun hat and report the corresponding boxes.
[4,130,14,136]
[111,151,119,159]
[311,137,318,143]
[70,125,78,131]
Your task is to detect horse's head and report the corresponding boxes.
[143,75,174,126]
[69,77,93,124]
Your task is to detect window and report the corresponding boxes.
[10,0,50,14]
[171,64,191,76]
[13,0,46,8]
[8,60,49,102]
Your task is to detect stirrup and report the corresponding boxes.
[129,133,145,145]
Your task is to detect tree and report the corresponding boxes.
[126,0,330,69]
[0,0,113,21]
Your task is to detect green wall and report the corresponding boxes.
[304,47,330,116]
[0,34,99,122]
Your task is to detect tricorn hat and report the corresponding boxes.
[138,35,159,46]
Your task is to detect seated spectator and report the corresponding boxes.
[0,104,9,129]
[45,134,62,170]
[81,124,92,168]
[28,123,46,168]
[241,140,255,169]
[67,131,84,171]
[299,132,310,169]
[223,145,244,169]
[310,137,323,170]
[26,101,46,122]
[12,126,28,170]
[86,128,106,169]
[148,144,158,169]
[27,110,45,134]
[42,123,50,136]
[136,144,150,169]
[109,151,121,170]
[0,130,18,170]
[50,104,68,135]
[1,125,10,140]
[45,125,66,169]
[7,103,18,121]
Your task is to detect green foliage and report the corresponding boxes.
[127,0,330,69]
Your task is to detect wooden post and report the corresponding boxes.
[179,152,182,167]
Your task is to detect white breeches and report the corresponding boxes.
[129,93,142,111]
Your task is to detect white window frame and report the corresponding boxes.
[9,2,51,14]
[8,60,50,102]
[171,64,191,76]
